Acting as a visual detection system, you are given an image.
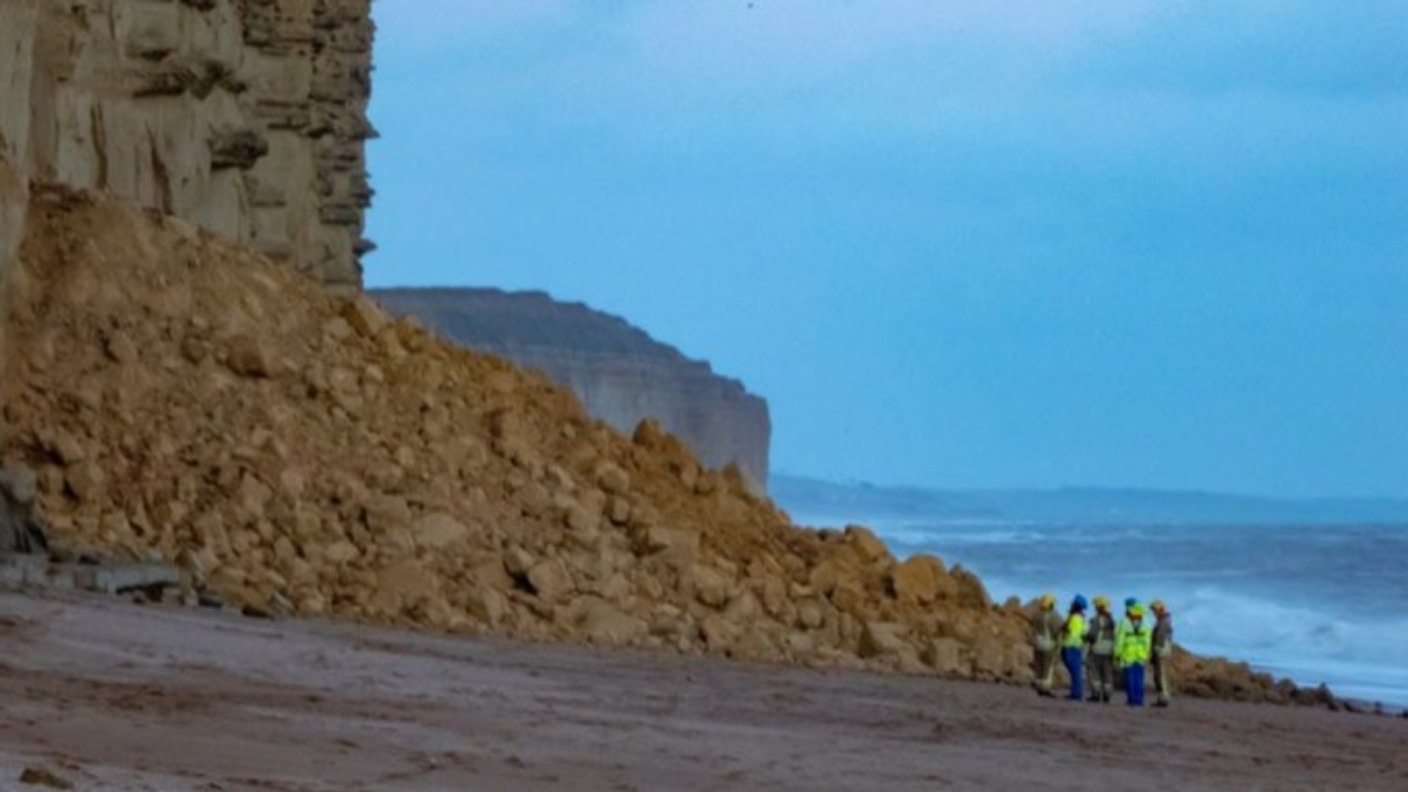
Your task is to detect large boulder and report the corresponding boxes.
[369,559,441,617]
[526,558,575,602]
[844,525,891,564]
[923,637,966,675]
[413,512,469,550]
[858,621,910,659]
[693,565,733,608]
[950,564,992,608]
[889,554,945,604]
[578,598,647,646]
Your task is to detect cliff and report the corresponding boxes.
[373,288,773,489]
[0,0,374,296]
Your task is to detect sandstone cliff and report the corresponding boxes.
[373,288,773,489]
[0,0,373,296]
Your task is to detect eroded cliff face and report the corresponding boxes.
[0,0,373,293]
[373,288,773,489]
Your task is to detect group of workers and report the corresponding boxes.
[1031,594,1175,707]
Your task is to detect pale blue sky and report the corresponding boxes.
[364,1,1408,498]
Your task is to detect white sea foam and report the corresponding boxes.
[1176,586,1408,704]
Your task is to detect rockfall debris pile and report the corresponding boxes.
[0,188,1320,705]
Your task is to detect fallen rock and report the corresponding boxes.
[363,495,412,534]
[924,637,965,675]
[64,462,106,502]
[637,524,696,556]
[413,512,469,550]
[226,334,272,378]
[19,765,71,789]
[845,524,891,564]
[595,461,631,495]
[343,295,388,338]
[795,598,825,630]
[889,554,944,604]
[462,583,508,628]
[693,565,732,608]
[105,329,138,364]
[859,621,909,659]
[579,597,646,646]
[950,565,992,608]
[829,580,866,616]
[527,558,574,602]
[371,559,439,615]
[503,546,535,579]
[700,613,738,651]
[324,540,359,565]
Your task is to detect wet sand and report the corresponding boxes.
[1,590,1404,791]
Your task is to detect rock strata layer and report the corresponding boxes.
[0,0,373,294]
[374,288,772,489]
[0,189,1324,708]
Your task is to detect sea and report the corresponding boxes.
[772,481,1408,708]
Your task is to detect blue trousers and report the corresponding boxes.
[1125,662,1146,706]
[1062,647,1084,700]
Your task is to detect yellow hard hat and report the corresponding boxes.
[1130,603,1146,618]
[1093,595,1110,610]
[1151,599,1167,614]
[1039,593,1056,609]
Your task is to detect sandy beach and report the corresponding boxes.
[1,590,1404,792]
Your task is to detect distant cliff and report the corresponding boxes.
[373,288,772,488]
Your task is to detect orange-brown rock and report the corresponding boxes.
[0,189,1310,706]
[889,554,945,604]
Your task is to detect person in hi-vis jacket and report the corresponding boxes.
[1084,596,1117,703]
[1116,603,1153,707]
[1150,599,1175,708]
[1031,593,1060,697]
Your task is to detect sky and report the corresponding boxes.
[363,1,1408,499]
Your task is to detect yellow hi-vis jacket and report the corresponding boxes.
[1116,620,1153,665]
[1063,614,1086,649]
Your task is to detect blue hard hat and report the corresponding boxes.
[1073,594,1089,610]
[1125,597,1139,608]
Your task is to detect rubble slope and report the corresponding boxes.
[1,188,1309,704]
